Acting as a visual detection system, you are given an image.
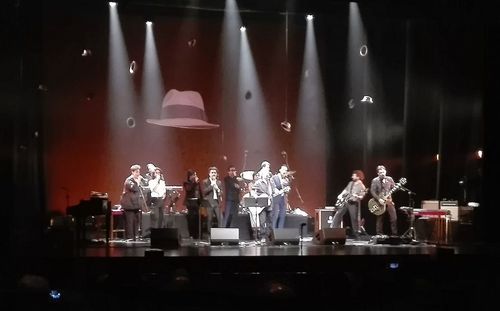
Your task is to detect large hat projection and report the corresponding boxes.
[146,89,219,129]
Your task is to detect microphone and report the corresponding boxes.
[400,185,416,195]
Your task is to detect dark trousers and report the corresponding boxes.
[376,202,398,235]
[258,208,273,240]
[150,197,164,230]
[332,202,360,232]
[206,201,222,233]
[272,197,287,229]
[186,200,200,239]
[223,200,239,228]
[124,209,140,240]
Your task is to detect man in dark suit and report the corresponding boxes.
[120,164,147,241]
[202,166,223,237]
[223,165,241,228]
[271,164,291,229]
[252,161,274,241]
[183,169,202,239]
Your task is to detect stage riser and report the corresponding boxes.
[138,213,312,240]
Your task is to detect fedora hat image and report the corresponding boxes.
[146,89,219,129]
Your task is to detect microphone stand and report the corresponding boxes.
[281,152,304,211]
[400,186,418,243]
[137,178,150,240]
[300,222,306,253]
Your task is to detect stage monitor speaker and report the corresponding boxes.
[210,228,239,245]
[271,228,300,245]
[150,228,180,249]
[314,228,346,245]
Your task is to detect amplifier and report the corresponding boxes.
[421,200,439,210]
[440,200,459,221]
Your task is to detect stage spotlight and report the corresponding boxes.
[240,26,246,32]
[348,98,355,109]
[109,2,117,7]
[129,60,137,74]
[126,117,136,128]
[81,49,92,57]
[360,95,373,104]
[187,38,196,47]
[85,92,94,101]
[306,14,314,21]
[280,121,291,132]
[146,21,153,26]
[359,45,368,56]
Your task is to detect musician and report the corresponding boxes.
[332,170,367,237]
[252,161,274,241]
[120,164,147,241]
[271,164,291,229]
[143,163,156,206]
[183,169,202,239]
[202,167,224,233]
[148,167,166,229]
[370,165,397,235]
[223,165,241,228]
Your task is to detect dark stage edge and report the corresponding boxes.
[3,238,500,310]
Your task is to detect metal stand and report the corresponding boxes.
[137,183,150,240]
[401,207,418,243]
[400,188,418,243]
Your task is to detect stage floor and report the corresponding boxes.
[83,236,442,257]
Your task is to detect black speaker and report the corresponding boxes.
[210,228,239,245]
[150,228,180,249]
[271,228,300,245]
[314,228,346,245]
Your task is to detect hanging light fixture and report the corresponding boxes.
[281,11,291,133]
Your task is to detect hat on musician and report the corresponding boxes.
[146,89,219,129]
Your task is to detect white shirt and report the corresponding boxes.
[149,177,166,199]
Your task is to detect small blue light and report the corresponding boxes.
[49,289,61,300]
[389,262,399,269]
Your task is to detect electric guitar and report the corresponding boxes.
[334,188,368,209]
[367,177,407,216]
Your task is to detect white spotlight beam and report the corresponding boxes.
[142,22,165,119]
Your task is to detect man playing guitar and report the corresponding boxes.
[369,165,398,235]
[331,170,367,237]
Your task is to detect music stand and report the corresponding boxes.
[243,196,269,242]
